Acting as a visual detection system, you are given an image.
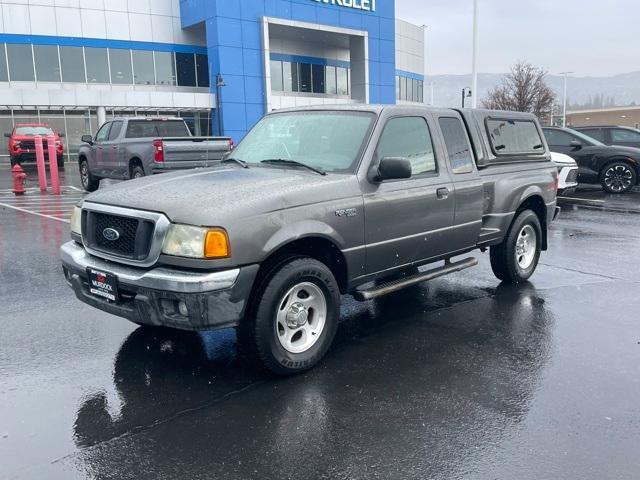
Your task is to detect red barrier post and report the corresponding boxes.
[34,135,48,192]
[47,134,61,195]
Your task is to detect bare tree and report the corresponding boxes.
[483,61,556,121]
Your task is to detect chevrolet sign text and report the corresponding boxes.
[312,0,377,13]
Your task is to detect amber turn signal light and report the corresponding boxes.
[204,229,230,258]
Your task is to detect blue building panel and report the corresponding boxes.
[180,0,398,141]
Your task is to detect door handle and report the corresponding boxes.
[436,187,450,200]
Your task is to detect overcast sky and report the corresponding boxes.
[395,0,639,77]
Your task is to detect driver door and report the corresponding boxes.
[92,122,111,176]
[362,115,456,275]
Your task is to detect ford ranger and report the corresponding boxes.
[61,106,559,375]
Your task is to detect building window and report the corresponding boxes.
[34,45,61,82]
[0,45,8,82]
[154,51,176,86]
[85,47,110,83]
[336,67,348,96]
[270,60,283,92]
[7,44,34,81]
[299,63,312,93]
[59,46,85,83]
[176,52,196,87]
[326,66,337,95]
[396,75,425,103]
[312,64,325,94]
[285,62,299,92]
[195,53,209,88]
[132,50,154,85]
[109,49,133,84]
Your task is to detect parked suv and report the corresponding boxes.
[574,125,640,149]
[5,124,65,167]
[543,126,640,193]
[62,106,558,375]
[78,117,232,192]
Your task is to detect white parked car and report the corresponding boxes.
[551,152,579,196]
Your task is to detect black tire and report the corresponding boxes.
[79,159,99,192]
[131,164,145,179]
[599,161,637,194]
[239,257,340,375]
[490,209,542,284]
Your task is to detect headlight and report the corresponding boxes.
[70,206,82,236]
[161,225,230,259]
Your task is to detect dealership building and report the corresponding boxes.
[0,0,425,161]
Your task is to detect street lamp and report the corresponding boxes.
[471,0,479,108]
[462,87,472,108]
[215,73,226,136]
[421,24,430,104]
[559,71,573,127]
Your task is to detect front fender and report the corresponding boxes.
[261,220,347,258]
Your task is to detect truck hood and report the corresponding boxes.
[82,165,360,225]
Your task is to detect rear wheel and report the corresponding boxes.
[79,159,99,192]
[131,164,145,179]
[600,162,636,194]
[238,257,340,375]
[490,209,542,284]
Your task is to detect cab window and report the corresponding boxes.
[108,121,123,141]
[611,128,640,143]
[376,117,436,176]
[543,129,576,147]
[439,117,474,174]
[95,123,111,142]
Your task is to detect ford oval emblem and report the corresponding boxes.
[102,227,120,241]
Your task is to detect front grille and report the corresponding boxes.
[19,140,48,150]
[83,211,155,260]
[566,168,579,183]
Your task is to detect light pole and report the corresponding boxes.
[559,71,573,127]
[471,0,479,108]
[215,73,226,136]
[421,24,429,104]
[462,87,472,108]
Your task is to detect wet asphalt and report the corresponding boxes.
[0,164,639,479]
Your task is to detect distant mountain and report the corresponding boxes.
[427,71,640,110]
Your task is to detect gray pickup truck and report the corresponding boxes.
[62,105,559,375]
[78,117,231,191]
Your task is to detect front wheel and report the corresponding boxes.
[600,162,636,194]
[79,159,99,192]
[239,257,340,375]
[490,209,542,284]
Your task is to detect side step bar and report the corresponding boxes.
[353,257,478,301]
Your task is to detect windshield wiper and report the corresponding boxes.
[260,159,326,176]
[221,157,249,168]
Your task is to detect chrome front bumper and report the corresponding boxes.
[60,241,258,330]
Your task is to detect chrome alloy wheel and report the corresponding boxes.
[275,282,327,354]
[515,224,537,270]
[604,164,634,192]
[80,162,89,187]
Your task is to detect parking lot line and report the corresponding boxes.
[0,186,85,224]
[0,201,71,223]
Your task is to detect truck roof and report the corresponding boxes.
[109,117,184,122]
[269,104,538,120]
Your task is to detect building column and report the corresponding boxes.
[96,107,107,128]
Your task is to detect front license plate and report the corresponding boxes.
[87,268,119,302]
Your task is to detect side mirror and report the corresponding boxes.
[81,134,94,144]
[570,140,582,150]
[58,132,66,138]
[375,157,412,181]
[4,133,10,138]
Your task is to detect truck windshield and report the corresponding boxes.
[231,111,375,173]
[15,126,54,136]
[125,120,190,138]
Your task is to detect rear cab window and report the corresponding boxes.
[438,117,475,174]
[487,118,545,156]
[125,120,190,138]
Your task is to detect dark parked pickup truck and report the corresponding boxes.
[78,117,232,191]
[62,106,559,374]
